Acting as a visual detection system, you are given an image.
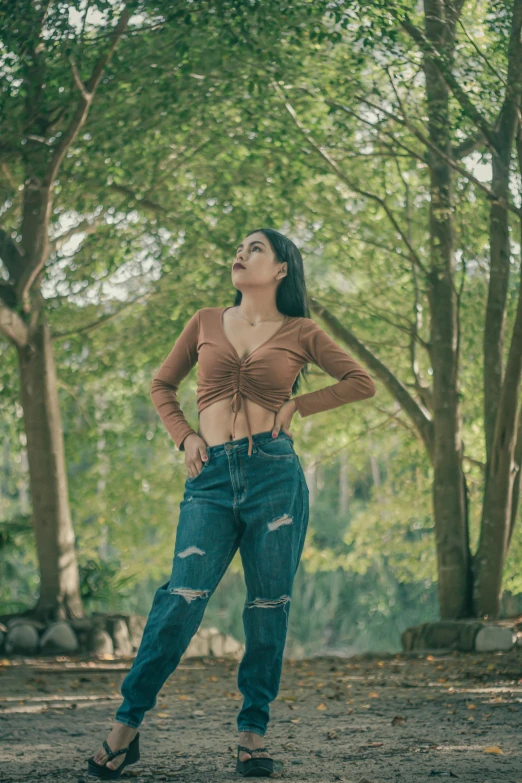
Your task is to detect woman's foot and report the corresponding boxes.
[92,722,138,771]
[238,730,272,763]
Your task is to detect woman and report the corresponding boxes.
[87,228,376,779]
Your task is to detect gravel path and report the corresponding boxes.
[0,650,520,782]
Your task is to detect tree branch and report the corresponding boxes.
[51,291,152,341]
[51,215,105,252]
[0,227,24,281]
[393,9,498,150]
[69,56,92,103]
[108,184,168,213]
[273,83,430,278]
[356,85,520,218]
[456,17,507,88]
[0,300,28,347]
[297,85,428,167]
[47,7,131,185]
[494,0,522,161]
[308,297,435,459]
[16,6,131,312]
[452,130,486,160]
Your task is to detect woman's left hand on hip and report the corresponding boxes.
[272,399,297,439]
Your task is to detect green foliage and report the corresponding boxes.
[1,0,521,634]
[0,516,38,614]
[79,558,137,610]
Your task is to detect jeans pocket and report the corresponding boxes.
[254,437,297,461]
[186,458,211,482]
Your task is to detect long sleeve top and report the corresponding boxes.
[150,306,376,456]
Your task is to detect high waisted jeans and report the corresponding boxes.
[115,429,309,736]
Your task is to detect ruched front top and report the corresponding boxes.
[150,306,376,457]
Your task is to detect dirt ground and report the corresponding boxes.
[0,649,521,783]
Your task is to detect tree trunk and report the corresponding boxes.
[473,1,522,615]
[0,6,130,621]
[507,402,522,551]
[423,0,471,618]
[16,314,84,621]
[474,222,522,615]
[316,1,522,619]
[483,158,511,460]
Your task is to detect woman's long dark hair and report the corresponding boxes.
[232,228,310,395]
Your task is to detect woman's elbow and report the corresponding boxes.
[365,376,377,398]
[150,377,160,399]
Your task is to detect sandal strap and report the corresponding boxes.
[102,739,130,761]
[237,744,269,755]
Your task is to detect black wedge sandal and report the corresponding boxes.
[87,731,140,779]
[236,744,284,777]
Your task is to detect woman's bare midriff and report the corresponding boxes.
[196,396,278,447]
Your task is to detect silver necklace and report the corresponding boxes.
[235,308,286,327]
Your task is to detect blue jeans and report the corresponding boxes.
[115,429,309,736]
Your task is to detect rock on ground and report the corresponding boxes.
[39,622,79,654]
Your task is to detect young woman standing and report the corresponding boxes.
[87,228,376,779]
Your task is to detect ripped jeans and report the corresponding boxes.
[115,429,309,736]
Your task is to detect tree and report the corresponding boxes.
[269,0,522,617]
[0,0,330,620]
[0,1,135,620]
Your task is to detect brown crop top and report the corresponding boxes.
[151,306,376,456]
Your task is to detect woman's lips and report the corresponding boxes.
[233,263,245,270]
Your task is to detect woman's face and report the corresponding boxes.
[233,232,287,288]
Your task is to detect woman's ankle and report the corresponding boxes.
[239,730,265,746]
[111,722,138,736]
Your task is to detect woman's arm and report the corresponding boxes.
[292,318,376,417]
[150,309,200,451]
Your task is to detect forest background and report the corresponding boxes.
[1,0,521,657]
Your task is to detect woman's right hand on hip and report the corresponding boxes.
[183,434,209,478]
